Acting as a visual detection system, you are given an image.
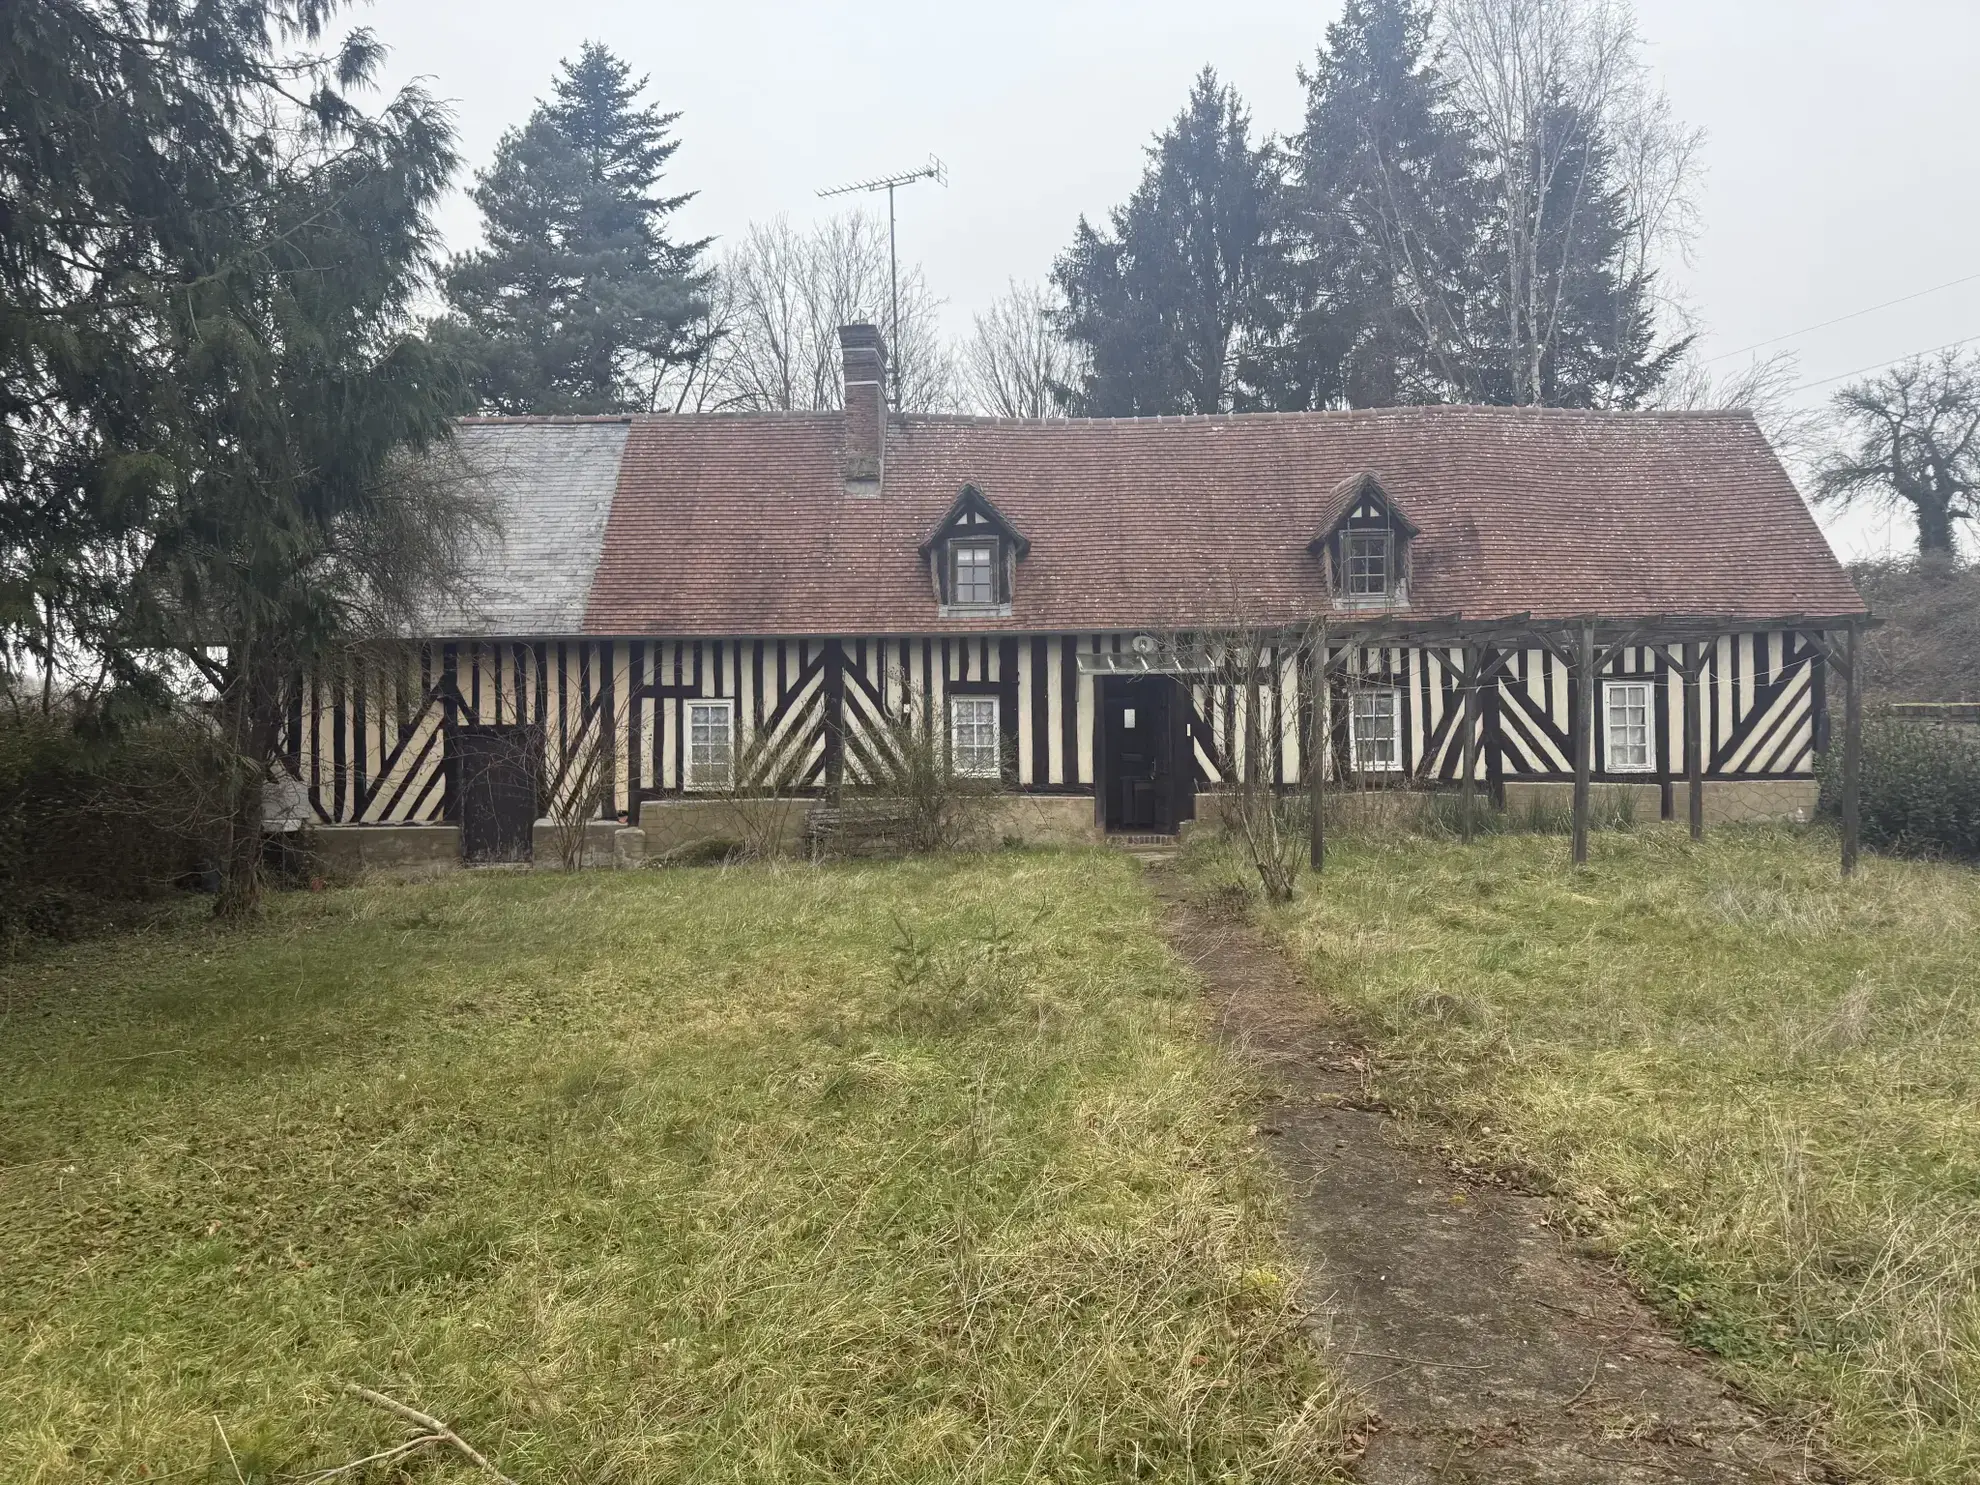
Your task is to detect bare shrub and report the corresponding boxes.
[709,723,812,861]
[838,687,1003,856]
[1192,627,1318,903]
[538,696,632,872]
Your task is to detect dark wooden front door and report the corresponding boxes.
[451,725,540,863]
[1101,677,1190,833]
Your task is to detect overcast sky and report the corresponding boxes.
[366,0,1980,560]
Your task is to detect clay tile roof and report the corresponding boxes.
[446,404,1865,638]
[1312,470,1419,545]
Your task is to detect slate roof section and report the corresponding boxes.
[571,405,1863,636]
[422,418,630,637]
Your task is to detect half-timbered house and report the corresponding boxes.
[280,323,1868,867]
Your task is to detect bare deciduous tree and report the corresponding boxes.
[708,213,955,414]
[959,281,1083,418]
[1819,349,1980,558]
[1437,0,1701,405]
[1654,350,1825,473]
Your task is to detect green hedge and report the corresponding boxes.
[1820,715,1980,862]
[0,710,222,944]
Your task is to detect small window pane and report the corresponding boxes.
[949,696,1001,778]
[952,541,997,606]
[1606,682,1653,772]
[687,701,733,789]
[1343,531,1391,597]
[1350,688,1401,771]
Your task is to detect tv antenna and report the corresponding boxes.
[818,154,947,404]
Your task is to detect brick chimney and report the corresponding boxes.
[839,322,887,495]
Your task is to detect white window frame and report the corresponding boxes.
[950,538,998,607]
[948,695,1002,779]
[1349,687,1402,772]
[685,698,734,790]
[1604,680,1654,773]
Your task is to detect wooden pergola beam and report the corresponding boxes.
[1571,620,1595,868]
[1267,609,1872,879]
[1842,622,1862,878]
[1684,640,1705,842]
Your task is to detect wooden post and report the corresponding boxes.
[1841,623,1861,878]
[1459,648,1477,844]
[1571,621,1594,867]
[1684,640,1704,841]
[1307,642,1326,872]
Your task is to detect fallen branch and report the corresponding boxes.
[1559,1351,1603,1410]
[339,1382,519,1485]
[296,1434,443,1483]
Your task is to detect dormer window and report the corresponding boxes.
[1308,471,1417,610]
[923,483,1029,617]
[951,540,997,606]
[1343,530,1391,598]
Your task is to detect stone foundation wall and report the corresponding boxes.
[1501,781,1662,824]
[307,824,460,878]
[1502,779,1817,825]
[635,797,809,859]
[981,794,1105,848]
[531,819,619,870]
[1187,789,1437,838]
[1696,778,1819,825]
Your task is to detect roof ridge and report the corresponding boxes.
[456,405,1760,431]
[458,414,635,426]
[894,405,1759,430]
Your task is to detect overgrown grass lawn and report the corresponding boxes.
[1226,827,1980,1482]
[1,854,1335,1483]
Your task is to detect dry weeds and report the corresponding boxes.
[0,853,1343,1482]
[1196,824,1980,1483]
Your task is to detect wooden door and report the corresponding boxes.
[1102,678,1177,833]
[452,725,540,864]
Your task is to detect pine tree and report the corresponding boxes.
[1274,0,1690,410]
[1469,97,1685,408]
[1270,0,1485,408]
[2,0,482,914]
[1051,70,1279,416]
[445,44,710,413]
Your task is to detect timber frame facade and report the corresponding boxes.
[289,627,1833,824]
[275,324,1870,860]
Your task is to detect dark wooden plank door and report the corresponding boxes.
[452,725,540,864]
[1102,678,1178,833]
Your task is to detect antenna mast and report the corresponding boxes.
[817,154,947,405]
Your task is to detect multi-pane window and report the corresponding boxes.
[1350,688,1401,771]
[1606,681,1653,772]
[951,540,997,606]
[949,696,1001,778]
[1343,530,1391,597]
[686,699,733,789]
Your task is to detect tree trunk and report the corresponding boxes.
[1916,495,1957,557]
[215,649,282,919]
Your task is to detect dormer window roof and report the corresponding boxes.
[1307,471,1416,609]
[923,484,1028,616]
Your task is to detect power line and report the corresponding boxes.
[1789,332,1980,394]
[1705,268,1980,364]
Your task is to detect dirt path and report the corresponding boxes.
[1153,872,1832,1484]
